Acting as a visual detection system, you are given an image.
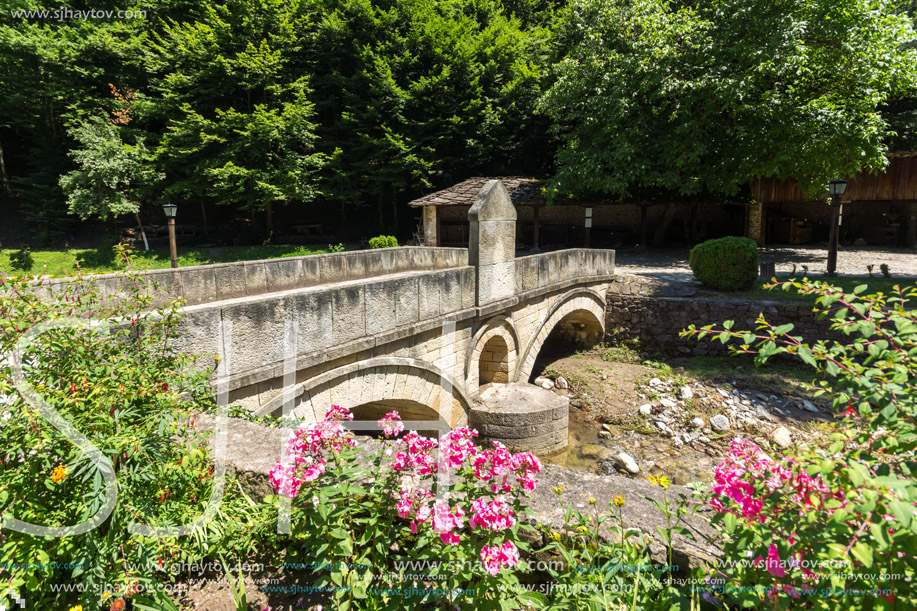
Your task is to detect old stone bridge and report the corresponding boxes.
[119,181,615,436]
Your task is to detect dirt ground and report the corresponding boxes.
[534,347,835,484]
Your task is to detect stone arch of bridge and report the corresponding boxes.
[464,315,520,391]
[256,357,472,429]
[515,289,606,383]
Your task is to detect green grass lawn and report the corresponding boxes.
[711,276,916,302]
[0,243,353,277]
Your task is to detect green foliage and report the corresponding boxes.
[540,480,698,608]
[541,0,917,199]
[685,279,917,608]
[689,236,759,291]
[8,242,33,271]
[0,252,264,609]
[59,117,162,221]
[368,235,399,249]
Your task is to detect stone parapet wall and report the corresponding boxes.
[605,291,842,355]
[514,249,615,294]
[43,246,469,307]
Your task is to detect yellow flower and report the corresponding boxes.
[101,591,110,599]
[612,493,626,507]
[553,485,563,495]
[588,496,596,505]
[647,474,670,490]
[69,606,83,611]
[51,465,67,483]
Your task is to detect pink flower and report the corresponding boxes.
[473,441,515,492]
[480,541,520,576]
[393,432,438,476]
[378,411,404,438]
[511,452,542,492]
[469,496,516,532]
[432,500,465,536]
[765,544,785,577]
[439,428,479,468]
[269,463,303,498]
[325,405,353,422]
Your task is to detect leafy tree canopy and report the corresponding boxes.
[541,0,917,199]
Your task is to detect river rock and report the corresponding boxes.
[801,400,818,413]
[679,386,694,400]
[771,426,793,448]
[690,417,705,429]
[555,376,569,390]
[615,452,640,475]
[638,404,653,416]
[710,414,731,431]
[649,377,662,386]
[660,398,677,409]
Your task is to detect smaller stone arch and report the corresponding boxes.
[464,315,520,391]
[516,290,606,382]
[254,357,472,429]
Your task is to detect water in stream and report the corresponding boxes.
[543,408,717,486]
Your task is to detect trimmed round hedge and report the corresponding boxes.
[688,236,759,291]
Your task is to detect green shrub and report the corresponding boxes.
[368,235,399,249]
[688,236,758,291]
[8,242,33,271]
[684,280,917,610]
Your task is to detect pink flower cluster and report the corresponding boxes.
[268,405,357,498]
[710,440,836,522]
[378,411,404,438]
[472,442,542,493]
[392,431,438,476]
[439,427,479,468]
[395,488,434,533]
[432,500,466,545]
[469,496,516,532]
[480,541,520,576]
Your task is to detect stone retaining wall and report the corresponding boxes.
[605,289,841,355]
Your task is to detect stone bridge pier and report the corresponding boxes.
[170,180,615,445]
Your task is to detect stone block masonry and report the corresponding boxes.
[606,277,844,355]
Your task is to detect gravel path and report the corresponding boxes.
[615,245,917,282]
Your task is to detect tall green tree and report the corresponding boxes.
[144,0,326,228]
[540,0,917,199]
[59,117,162,249]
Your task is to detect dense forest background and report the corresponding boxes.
[1,0,915,245]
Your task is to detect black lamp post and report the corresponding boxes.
[826,179,847,277]
[162,203,178,269]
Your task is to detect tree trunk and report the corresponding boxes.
[0,136,9,194]
[134,211,150,251]
[391,184,398,232]
[638,204,648,250]
[653,203,679,247]
[266,202,274,230]
[200,201,210,239]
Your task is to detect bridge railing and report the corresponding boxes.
[514,248,615,295]
[38,246,469,307]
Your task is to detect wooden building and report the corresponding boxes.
[749,152,917,248]
[408,177,745,249]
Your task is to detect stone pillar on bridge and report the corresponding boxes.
[469,180,516,306]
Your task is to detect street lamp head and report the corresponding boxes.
[162,203,178,218]
[828,179,848,197]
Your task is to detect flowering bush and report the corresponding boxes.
[0,253,264,610]
[268,408,545,608]
[685,279,917,608]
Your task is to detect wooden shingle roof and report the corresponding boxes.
[407,177,547,207]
